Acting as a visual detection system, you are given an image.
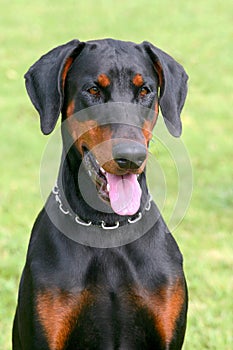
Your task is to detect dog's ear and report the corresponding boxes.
[142,41,188,137]
[25,40,85,135]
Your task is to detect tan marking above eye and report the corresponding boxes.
[97,74,111,87]
[132,73,144,87]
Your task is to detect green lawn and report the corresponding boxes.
[1,0,232,349]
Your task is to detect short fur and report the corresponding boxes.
[13,39,188,350]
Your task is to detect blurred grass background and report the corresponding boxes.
[0,0,232,348]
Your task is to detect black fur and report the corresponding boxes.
[13,39,188,349]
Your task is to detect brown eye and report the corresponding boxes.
[139,86,150,97]
[88,86,100,96]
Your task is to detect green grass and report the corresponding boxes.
[1,0,232,348]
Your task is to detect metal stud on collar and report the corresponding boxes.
[101,221,120,230]
[145,195,152,211]
[53,187,70,215]
[75,215,92,226]
[128,212,142,224]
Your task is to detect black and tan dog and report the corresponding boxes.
[13,39,188,349]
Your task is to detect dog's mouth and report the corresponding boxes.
[82,148,142,216]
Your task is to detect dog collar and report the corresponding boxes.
[52,183,153,230]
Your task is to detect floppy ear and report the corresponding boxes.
[25,39,85,134]
[142,41,188,137]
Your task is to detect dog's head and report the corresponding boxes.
[25,39,188,216]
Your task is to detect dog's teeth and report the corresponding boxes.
[107,184,110,192]
[95,159,99,165]
[137,174,139,178]
[88,170,92,177]
[100,167,106,174]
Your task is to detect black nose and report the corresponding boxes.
[112,142,147,170]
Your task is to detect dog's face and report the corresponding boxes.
[63,41,160,172]
[25,39,188,215]
[62,41,160,215]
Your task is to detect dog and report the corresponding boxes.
[13,39,188,349]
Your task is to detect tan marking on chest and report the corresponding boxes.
[36,289,93,350]
[133,278,185,346]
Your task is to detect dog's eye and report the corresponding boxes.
[139,86,150,97]
[88,86,100,96]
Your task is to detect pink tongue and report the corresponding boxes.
[106,173,142,216]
